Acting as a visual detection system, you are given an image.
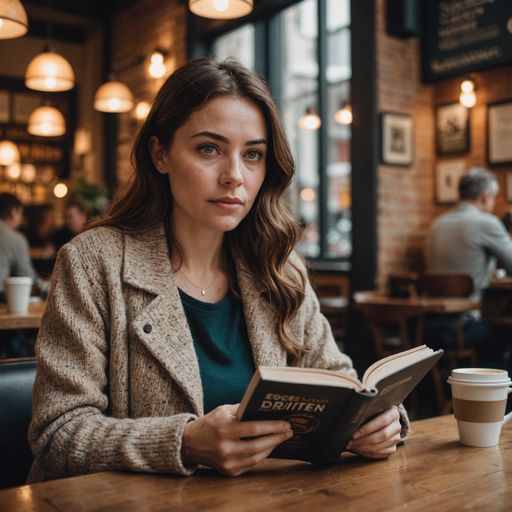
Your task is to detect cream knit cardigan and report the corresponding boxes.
[28,224,410,483]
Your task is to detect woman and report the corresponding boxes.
[28,56,408,482]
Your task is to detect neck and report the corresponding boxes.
[462,199,486,213]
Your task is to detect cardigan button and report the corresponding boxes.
[143,324,152,333]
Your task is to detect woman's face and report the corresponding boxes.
[152,95,268,236]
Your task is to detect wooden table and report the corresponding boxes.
[483,277,512,325]
[0,300,46,330]
[489,276,512,291]
[354,290,480,314]
[1,415,511,511]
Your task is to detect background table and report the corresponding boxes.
[1,414,511,511]
[0,301,46,330]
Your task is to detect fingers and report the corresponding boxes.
[351,406,400,440]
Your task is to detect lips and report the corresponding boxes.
[209,197,244,211]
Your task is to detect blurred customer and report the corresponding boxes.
[0,193,37,299]
[0,193,39,358]
[51,197,90,251]
[426,167,512,367]
[23,204,56,278]
[428,167,512,298]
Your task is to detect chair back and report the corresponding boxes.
[0,358,37,490]
[416,273,473,297]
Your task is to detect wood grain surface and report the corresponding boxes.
[1,415,511,511]
[0,301,46,330]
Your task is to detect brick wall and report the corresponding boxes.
[112,0,187,185]
[375,0,512,289]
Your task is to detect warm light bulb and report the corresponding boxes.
[54,183,68,198]
[21,164,37,183]
[151,52,164,65]
[335,108,352,125]
[44,77,56,89]
[108,98,121,110]
[0,19,3,28]
[460,90,476,108]
[41,123,52,134]
[44,62,58,76]
[461,79,475,93]
[300,188,316,202]
[149,63,166,78]
[135,101,151,120]
[7,164,21,179]
[213,0,229,11]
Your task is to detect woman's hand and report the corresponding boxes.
[181,404,294,476]
[346,406,402,459]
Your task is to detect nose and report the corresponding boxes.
[220,154,244,187]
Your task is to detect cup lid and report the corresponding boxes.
[448,368,511,386]
[4,276,34,285]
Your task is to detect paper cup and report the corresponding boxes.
[4,277,33,315]
[448,369,512,447]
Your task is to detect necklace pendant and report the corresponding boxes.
[201,290,206,296]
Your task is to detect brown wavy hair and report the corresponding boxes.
[87,55,308,365]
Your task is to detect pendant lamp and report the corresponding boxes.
[189,0,253,20]
[94,80,134,113]
[0,140,21,165]
[459,78,476,108]
[298,107,321,130]
[27,105,66,136]
[334,103,352,125]
[0,0,28,39]
[25,44,75,91]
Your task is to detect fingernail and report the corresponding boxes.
[352,431,361,439]
[346,442,352,449]
[283,423,291,431]
[286,430,294,437]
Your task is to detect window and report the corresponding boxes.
[207,0,352,264]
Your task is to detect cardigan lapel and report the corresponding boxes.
[123,225,204,416]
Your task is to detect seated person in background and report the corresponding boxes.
[28,56,409,484]
[51,197,90,251]
[426,167,512,366]
[0,193,38,300]
[23,204,56,278]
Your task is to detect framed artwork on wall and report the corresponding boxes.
[435,158,466,204]
[381,113,413,166]
[488,100,512,165]
[436,102,470,155]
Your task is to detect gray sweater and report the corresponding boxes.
[427,202,512,298]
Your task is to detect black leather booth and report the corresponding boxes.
[0,358,37,490]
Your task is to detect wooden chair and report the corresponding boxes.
[314,274,349,342]
[388,271,419,298]
[416,273,477,369]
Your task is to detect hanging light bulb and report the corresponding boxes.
[27,106,66,136]
[459,78,476,108]
[189,0,253,20]
[54,182,68,198]
[21,163,37,183]
[94,81,134,113]
[334,103,352,125]
[298,107,321,130]
[6,163,21,179]
[0,140,20,165]
[135,101,151,121]
[0,0,28,39]
[149,52,166,78]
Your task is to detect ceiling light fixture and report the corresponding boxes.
[94,79,134,113]
[298,107,321,130]
[334,102,352,125]
[149,51,166,78]
[189,0,253,20]
[0,0,28,39]
[0,140,21,165]
[27,105,66,136]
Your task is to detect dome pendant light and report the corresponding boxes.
[0,0,28,39]
[189,0,253,20]
[27,105,66,136]
[0,140,21,165]
[94,79,134,113]
[24,1,75,92]
[298,107,321,130]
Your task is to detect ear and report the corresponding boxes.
[480,189,490,204]
[148,136,168,175]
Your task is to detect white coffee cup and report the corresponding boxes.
[448,368,512,447]
[4,276,33,315]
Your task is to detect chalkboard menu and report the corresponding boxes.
[422,0,512,82]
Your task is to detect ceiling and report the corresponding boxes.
[23,1,142,20]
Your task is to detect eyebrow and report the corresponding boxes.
[191,131,267,146]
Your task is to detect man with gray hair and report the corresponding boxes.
[426,167,512,367]
[428,167,512,297]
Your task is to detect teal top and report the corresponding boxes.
[178,288,256,414]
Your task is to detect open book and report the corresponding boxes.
[236,345,443,467]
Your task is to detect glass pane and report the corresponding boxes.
[280,0,320,258]
[213,24,255,70]
[326,0,351,258]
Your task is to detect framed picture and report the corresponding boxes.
[381,113,413,166]
[488,100,512,165]
[435,159,466,204]
[436,102,470,155]
[507,173,512,202]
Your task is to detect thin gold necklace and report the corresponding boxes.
[178,268,221,296]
